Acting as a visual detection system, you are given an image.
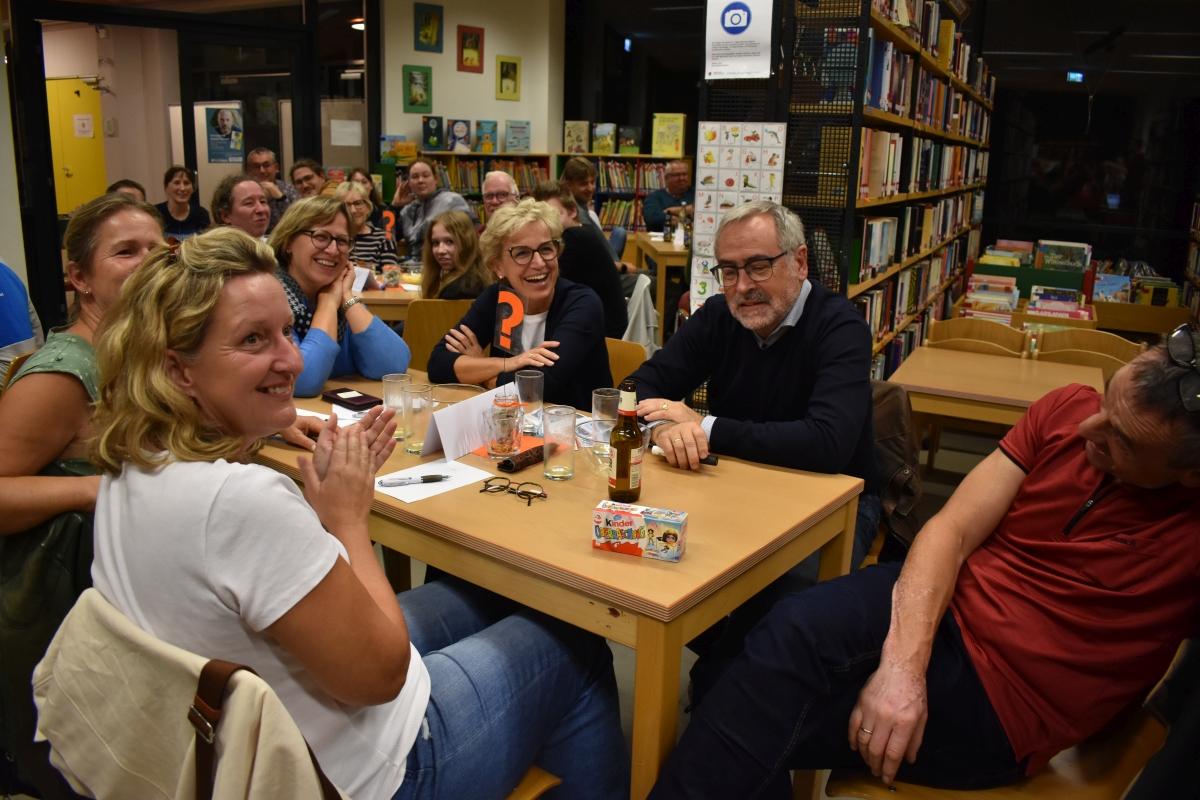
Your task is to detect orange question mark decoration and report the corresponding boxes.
[496,290,525,351]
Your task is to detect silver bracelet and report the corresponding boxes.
[343,296,363,312]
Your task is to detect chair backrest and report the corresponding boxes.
[929,317,1028,352]
[927,337,1025,358]
[608,226,628,260]
[1036,348,1128,382]
[403,299,474,372]
[1038,328,1144,361]
[1,351,32,393]
[606,337,646,384]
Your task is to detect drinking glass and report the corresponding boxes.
[483,403,523,459]
[542,405,576,481]
[590,387,620,468]
[382,373,411,440]
[401,383,433,455]
[515,370,544,435]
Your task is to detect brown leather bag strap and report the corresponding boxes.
[188,658,340,800]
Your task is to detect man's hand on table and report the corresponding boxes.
[638,397,709,471]
[848,658,929,785]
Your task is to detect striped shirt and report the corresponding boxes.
[350,222,400,272]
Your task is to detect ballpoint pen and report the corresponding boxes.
[378,474,451,487]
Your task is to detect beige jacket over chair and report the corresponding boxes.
[32,588,347,799]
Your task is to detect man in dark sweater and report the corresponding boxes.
[630,200,881,700]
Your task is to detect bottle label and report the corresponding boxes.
[608,445,644,489]
[619,389,637,414]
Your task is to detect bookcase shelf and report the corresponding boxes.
[856,182,984,210]
[868,9,992,110]
[848,223,972,298]
[872,268,964,355]
[552,153,693,231]
[418,151,551,197]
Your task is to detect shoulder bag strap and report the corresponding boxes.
[189,658,340,800]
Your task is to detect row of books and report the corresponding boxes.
[427,158,548,195]
[914,69,991,142]
[851,195,974,284]
[978,238,1091,270]
[870,0,995,103]
[1026,285,1093,321]
[853,241,961,338]
[869,307,936,380]
[863,31,914,117]
[563,113,686,158]
[857,128,989,200]
[960,273,1019,324]
[418,117,530,154]
[595,160,677,194]
[597,198,643,230]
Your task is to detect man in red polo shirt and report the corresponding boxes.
[651,332,1200,798]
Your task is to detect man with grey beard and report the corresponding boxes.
[628,199,881,689]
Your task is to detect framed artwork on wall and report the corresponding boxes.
[496,55,521,101]
[457,25,484,73]
[413,3,443,53]
[402,65,433,113]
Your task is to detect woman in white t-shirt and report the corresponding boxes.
[86,227,626,799]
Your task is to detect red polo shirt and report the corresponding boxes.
[950,384,1200,774]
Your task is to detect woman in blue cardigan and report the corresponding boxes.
[427,199,611,409]
[269,197,410,396]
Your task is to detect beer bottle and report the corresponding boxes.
[608,379,644,502]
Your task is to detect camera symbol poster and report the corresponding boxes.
[705,0,771,80]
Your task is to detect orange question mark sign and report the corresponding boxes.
[496,290,525,351]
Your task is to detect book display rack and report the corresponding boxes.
[698,0,993,379]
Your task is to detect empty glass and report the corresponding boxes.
[542,405,576,481]
[401,383,433,455]
[382,373,411,440]
[590,387,620,468]
[515,370,544,435]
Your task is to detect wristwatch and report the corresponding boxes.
[343,296,363,311]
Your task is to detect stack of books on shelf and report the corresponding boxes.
[857,129,905,199]
[1034,239,1092,271]
[978,239,1033,268]
[854,239,961,338]
[489,159,549,192]
[934,15,972,84]
[597,159,636,193]
[960,273,1019,324]
[1132,276,1181,307]
[909,138,983,191]
[1024,285,1093,321]
[638,162,670,192]
[968,57,996,104]
[863,31,914,116]
[451,159,483,194]
[429,160,454,191]
[598,198,641,230]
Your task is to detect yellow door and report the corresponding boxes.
[45,78,108,214]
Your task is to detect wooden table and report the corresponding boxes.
[259,377,863,798]
[359,288,418,322]
[632,233,691,347]
[889,346,1106,426]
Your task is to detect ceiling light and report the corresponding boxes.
[350,18,365,31]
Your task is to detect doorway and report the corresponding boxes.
[44,78,107,214]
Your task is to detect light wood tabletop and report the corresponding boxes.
[259,375,863,798]
[632,232,691,347]
[359,288,419,322]
[889,346,1106,426]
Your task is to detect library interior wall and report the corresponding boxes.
[381,0,565,153]
[41,24,180,206]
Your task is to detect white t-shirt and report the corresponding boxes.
[519,311,548,355]
[91,459,431,799]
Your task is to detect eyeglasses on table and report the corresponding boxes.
[480,476,548,506]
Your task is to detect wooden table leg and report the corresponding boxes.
[381,548,412,592]
[630,616,684,799]
[817,499,857,582]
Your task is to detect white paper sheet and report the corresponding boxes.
[352,266,371,292]
[295,405,359,428]
[330,119,362,147]
[374,458,492,503]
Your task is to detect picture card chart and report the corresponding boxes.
[691,121,787,311]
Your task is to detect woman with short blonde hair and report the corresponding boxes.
[427,199,612,408]
[332,180,398,274]
[268,196,410,396]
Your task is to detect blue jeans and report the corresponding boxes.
[652,562,1023,799]
[689,493,883,702]
[392,578,628,800]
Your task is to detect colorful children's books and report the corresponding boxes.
[504,120,531,153]
[651,113,686,158]
[563,120,589,153]
[421,116,444,150]
[447,119,472,152]
[592,122,616,155]
[474,120,498,154]
[618,126,641,154]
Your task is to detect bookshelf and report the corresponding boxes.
[418,151,552,219]
[552,153,694,232]
[695,0,993,379]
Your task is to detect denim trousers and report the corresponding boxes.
[652,561,1024,799]
[392,578,628,800]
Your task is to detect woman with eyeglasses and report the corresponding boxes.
[428,199,612,409]
[333,180,398,276]
[269,197,410,396]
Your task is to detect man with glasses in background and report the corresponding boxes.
[246,146,299,232]
[642,160,696,232]
[652,329,1200,798]
[289,159,326,199]
[630,199,881,699]
[480,170,520,227]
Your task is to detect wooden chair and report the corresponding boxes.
[507,766,563,799]
[1035,349,1128,383]
[402,299,473,372]
[1037,328,1144,362]
[928,318,1029,354]
[926,338,1025,358]
[606,337,646,383]
[1,351,33,393]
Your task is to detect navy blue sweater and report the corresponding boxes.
[630,282,878,494]
[427,278,613,410]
